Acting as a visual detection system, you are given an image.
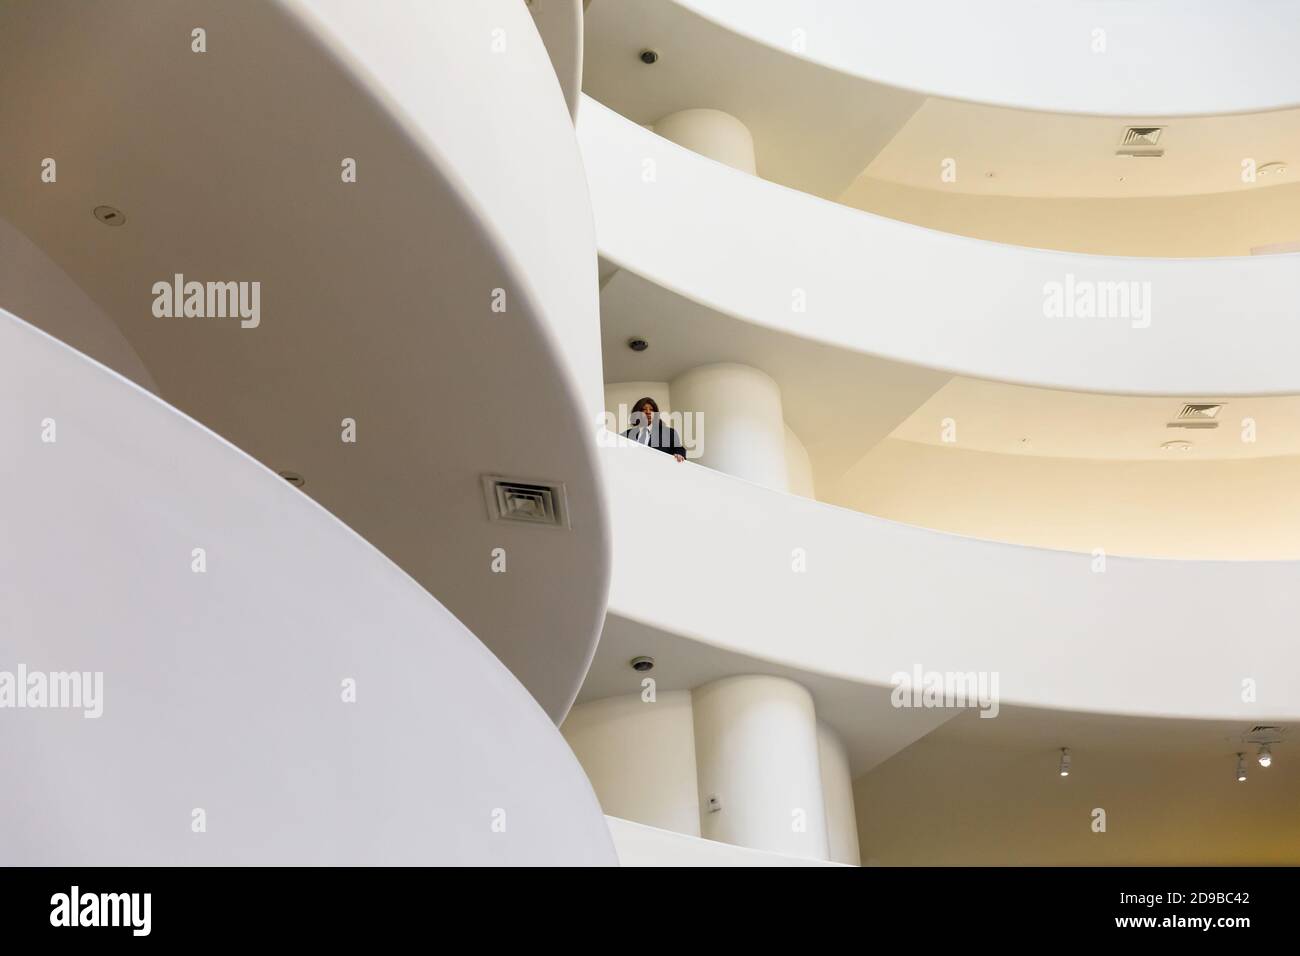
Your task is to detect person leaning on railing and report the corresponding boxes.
[622,396,685,462]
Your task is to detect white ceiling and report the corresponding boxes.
[582,0,924,198]
[862,98,1300,199]
[602,267,1300,490]
[891,377,1300,461]
[857,704,1298,864]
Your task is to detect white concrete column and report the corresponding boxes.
[561,692,701,835]
[670,362,788,490]
[652,108,757,175]
[817,720,861,866]
[692,675,830,860]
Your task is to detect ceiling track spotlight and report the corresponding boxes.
[1257,743,1273,768]
[1058,747,1071,777]
[1236,753,1248,783]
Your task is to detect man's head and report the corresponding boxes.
[632,396,659,429]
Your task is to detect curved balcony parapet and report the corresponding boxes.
[579,97,1300,396]
[602,438,1300,723]
[677,0,1300,117]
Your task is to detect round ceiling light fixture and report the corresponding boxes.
[639,49,659,65]
[93,205,126,226]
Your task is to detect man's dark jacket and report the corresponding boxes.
[623,419,686,458]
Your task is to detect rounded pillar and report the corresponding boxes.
[653,108,757,174]
[692,675,829,860]
[817,720,861,865]
[561,691,701,836]
[670,363,788,490]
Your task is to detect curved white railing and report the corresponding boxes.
[579,98,1300,396]
[603,439,1300,722]
[678,0,1300,117]
[0,312,615,865]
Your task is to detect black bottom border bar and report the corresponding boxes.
[0,866,1290,941]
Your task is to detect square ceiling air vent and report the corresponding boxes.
[1121,127,1164,147]
[1167,403,1223,429]
[483,476,569,528]
[1116,126,1165,158]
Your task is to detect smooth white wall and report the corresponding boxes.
[653,108,756,174]
[671,363,788,489]
[562,692,702,836]
[692,675,830,860]
[817,721,861,866]
[293,0,605,422]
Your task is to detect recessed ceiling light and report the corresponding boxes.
[639,49,659,65]
[628,337,649,352]
[1161,440,1192,452]
[1259,161,1288,177]
[630,656,655,672]
[279,470,305,487]
[93,205,125,226]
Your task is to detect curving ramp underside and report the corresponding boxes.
[0,0,609,722]
[0,312,615,865]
